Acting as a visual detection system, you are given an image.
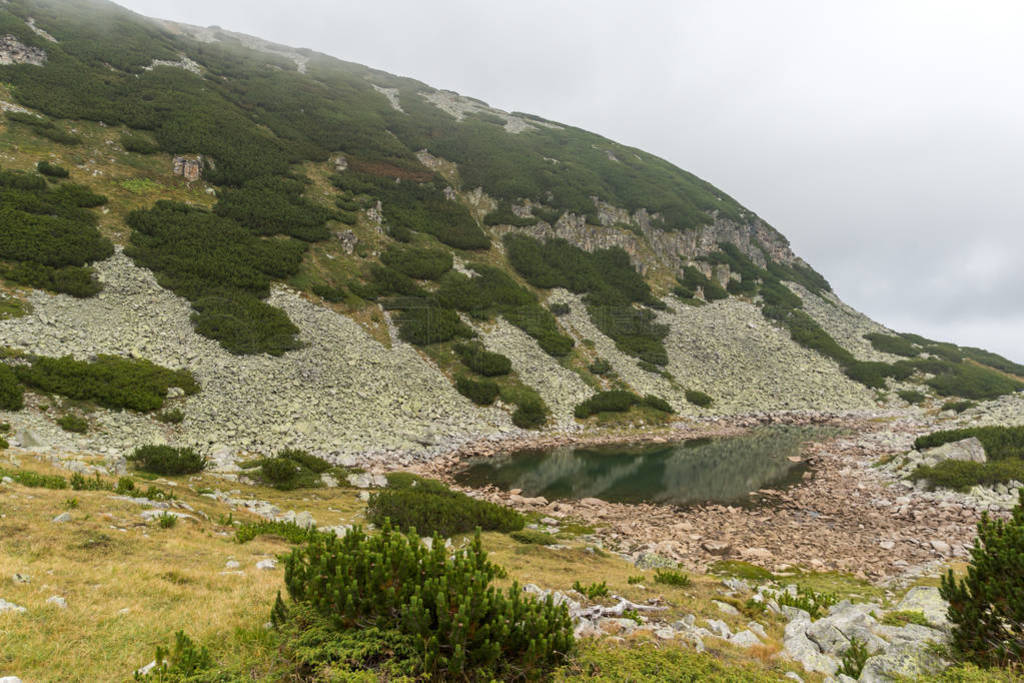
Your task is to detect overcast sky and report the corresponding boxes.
[117,0,1024,362]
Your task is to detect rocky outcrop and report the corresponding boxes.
[0,35,46,66]
[172,155,203,182]
[491,204,796,280]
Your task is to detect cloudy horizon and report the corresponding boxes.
[117,0,1024,363]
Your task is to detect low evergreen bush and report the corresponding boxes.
[128,445,207,475]
[574,390,640,418]
[14,354,198,412]
[120,131,160,154]
[653,569,692,587]
[0,365,24,411]
[509,529,557,545]
[367,482,524,538]
[455,375,499,406]
[277,523,573,679]
[685,389,713,408]
[235,520,326,544]
[910,459,1024,491]
[898,390,926,405]
[941,488,1024,668]
[57,413,88,433]
[587,358,612,376]
[381,245,453,280]
[36,160,69,178]
[914,425,1024,460]
[454,342,512,376]
[941,400,976,414]
[641,394,674,413]
[512,398,548,429]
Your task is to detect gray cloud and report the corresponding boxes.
[118,0,1024,361]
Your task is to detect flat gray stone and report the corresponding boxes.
[859,641,945,682]
[730,629,762,648]
[895,587,949,629]
[922,437,986,464]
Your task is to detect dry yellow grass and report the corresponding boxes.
[0,454,367,681]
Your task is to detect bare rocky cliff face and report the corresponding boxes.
[489,197,797,282]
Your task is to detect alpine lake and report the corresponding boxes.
[454,425,840,508]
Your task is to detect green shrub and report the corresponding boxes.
[381,245,453,280]
[685,389,713,408]
[311,282,346,303]
[588,358,612,375]
[510,529,557,545]
[278,524,572,679]
[572,580,610,599]
[70,472,111,491]
[511,394,548,429]
[864,332,920,357]
[14,354,198,412]
[36,160,69,178]
[574,390,640,418]
[126,201,306,356]
[549,302,570,316]
[914,425,1024,460]
[367,484,524,538]
[2,262,102,298]
[213,175,333,242]
[156,408,184,424]
[898,390,926,405]
[627,575,645,585]
[261,457,300,488]
[235,520,325,544]
[453,342,512,377]
[926,361,1024,400]
[398,306,474,346]
[881,610,931,627]
[245,449,331,490]
[942,400,977,414]
[0,466,67,489]
[57,413,88,433]
[0,364,24,411]
[455,375,499,406]
[653,569,692,587]
[641,394,674,413]
[145,631,217,679]
[120,131,160,154]
[777,586,839,619]
[910,459,1024,491]
[941,488,1024,668]
[156,512,178,529]
[838,636,871,678]
[128,445,207,475]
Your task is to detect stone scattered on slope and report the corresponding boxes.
[0,598,26,614]
[895,586,950,630]
[45,596,67,609]
[859,641,946,683]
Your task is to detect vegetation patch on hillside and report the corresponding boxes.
[504,234,669,366]
[0,165,112,297]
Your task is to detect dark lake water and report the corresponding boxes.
[454,426,837,507]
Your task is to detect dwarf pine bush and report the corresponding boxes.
[276,523,573,679]
[941,488,1024,668]
[129,445,206,475]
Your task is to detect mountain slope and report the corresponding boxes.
[0,0,1021,459]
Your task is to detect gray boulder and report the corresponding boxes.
[783,612,840,675]
[730,629,762,648]
[922,437,986,464]
[894,587,949,629]
[859,641,945,682]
